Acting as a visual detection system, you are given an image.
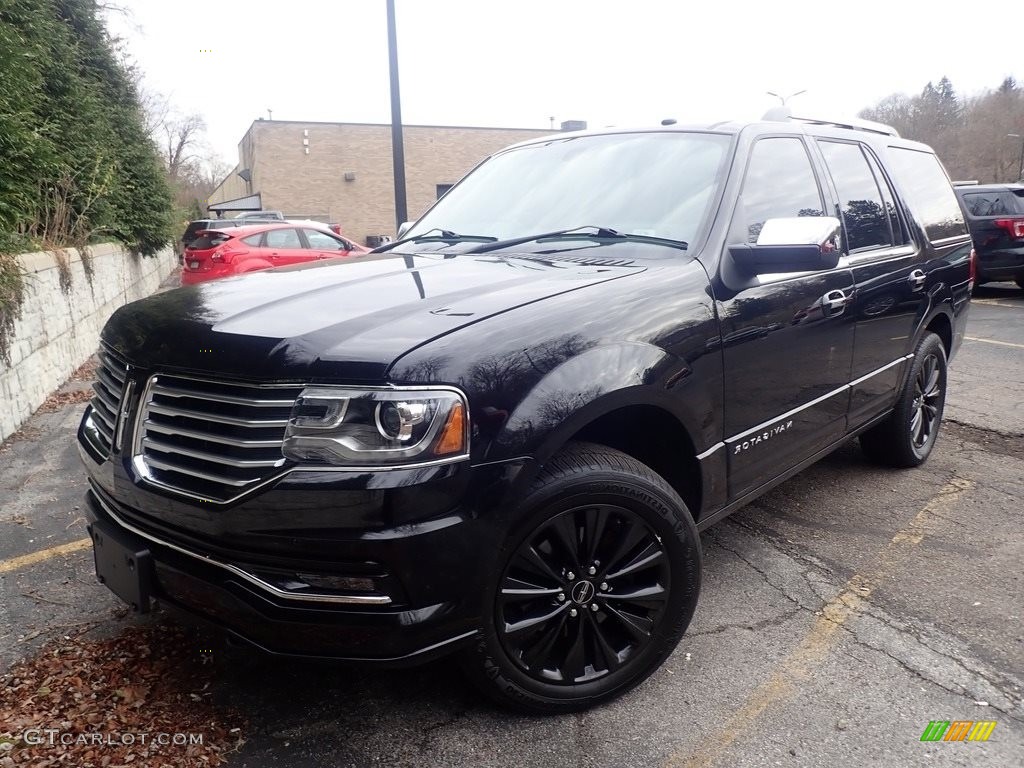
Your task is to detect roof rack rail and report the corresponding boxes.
[761,106,900,138]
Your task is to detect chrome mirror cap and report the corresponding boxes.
[756,216,841,250]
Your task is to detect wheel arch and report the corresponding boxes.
[568,403,703,518]
[482,342,716,520]
[924,309,953,356]
[499,389,706,521]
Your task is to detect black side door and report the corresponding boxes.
[812,138,927,428]
[715,134,856,501]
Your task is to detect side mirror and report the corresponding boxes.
[729,216,841,274]
[397,221,413,239]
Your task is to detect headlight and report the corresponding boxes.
[282,387,469,467]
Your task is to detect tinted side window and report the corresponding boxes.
[961,191,1021,217]
[736,137,824,243]
[265,228,302,248]
[818,141,890,251]
[863,150,908,245]
[886,148,967,241]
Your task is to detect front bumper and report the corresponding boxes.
[81,452,531,663]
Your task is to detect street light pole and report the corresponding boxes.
[1010,134,1024,182]
[386,0,408,230]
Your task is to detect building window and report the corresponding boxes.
[436,184,454,200]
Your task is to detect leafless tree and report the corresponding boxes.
[137,87,171,143]
[163,113,207,180]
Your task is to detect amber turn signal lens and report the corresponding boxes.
[435,402,466,455]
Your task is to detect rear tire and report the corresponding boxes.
[462,442,701,714]
[860,332,947,468]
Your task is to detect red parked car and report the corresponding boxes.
[181,223,369,285]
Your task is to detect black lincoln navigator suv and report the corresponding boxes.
[79,111,973,713]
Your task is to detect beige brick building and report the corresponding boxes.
[208,120,557,245]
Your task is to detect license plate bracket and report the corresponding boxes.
[89,519,153,613]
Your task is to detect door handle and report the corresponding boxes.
[821,289,849,317]
[908,268,927,292]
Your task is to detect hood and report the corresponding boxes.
[103,251,645,381]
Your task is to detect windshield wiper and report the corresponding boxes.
[371,228,497,253]
[465,226,687,254]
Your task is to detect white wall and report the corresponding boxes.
[0,244,178,441]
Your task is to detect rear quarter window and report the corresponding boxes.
[885,147,967,241]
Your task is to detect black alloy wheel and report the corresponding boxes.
[497,504,671,685]
[910,352,942,451]
[860,331,947,467]
[463,442,701,713]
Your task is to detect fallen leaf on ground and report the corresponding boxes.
[37,390,93,413]
[0,623,244,767]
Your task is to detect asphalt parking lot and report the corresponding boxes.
[1,283,1022,767]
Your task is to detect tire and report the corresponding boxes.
[860,332,947,468]
[462,441,701,713]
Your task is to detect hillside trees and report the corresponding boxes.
[860,76,1024,183]
[0,0,173,255]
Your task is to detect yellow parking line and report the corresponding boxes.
[964,336,1024,350]
[0,537,92,574]
[665,479,975,768]
[973,299,1021,309]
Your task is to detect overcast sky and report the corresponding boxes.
[106,0,1021,169]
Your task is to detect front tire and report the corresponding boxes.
[860,331,947,467]
[463,442,701,713]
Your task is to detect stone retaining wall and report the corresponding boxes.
[0,244,178,441]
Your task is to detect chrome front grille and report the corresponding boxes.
[90,346,129,455]
[134,375,303,502]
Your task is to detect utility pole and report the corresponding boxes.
[386,0,408,229]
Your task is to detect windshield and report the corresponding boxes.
[405,131,732,248]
